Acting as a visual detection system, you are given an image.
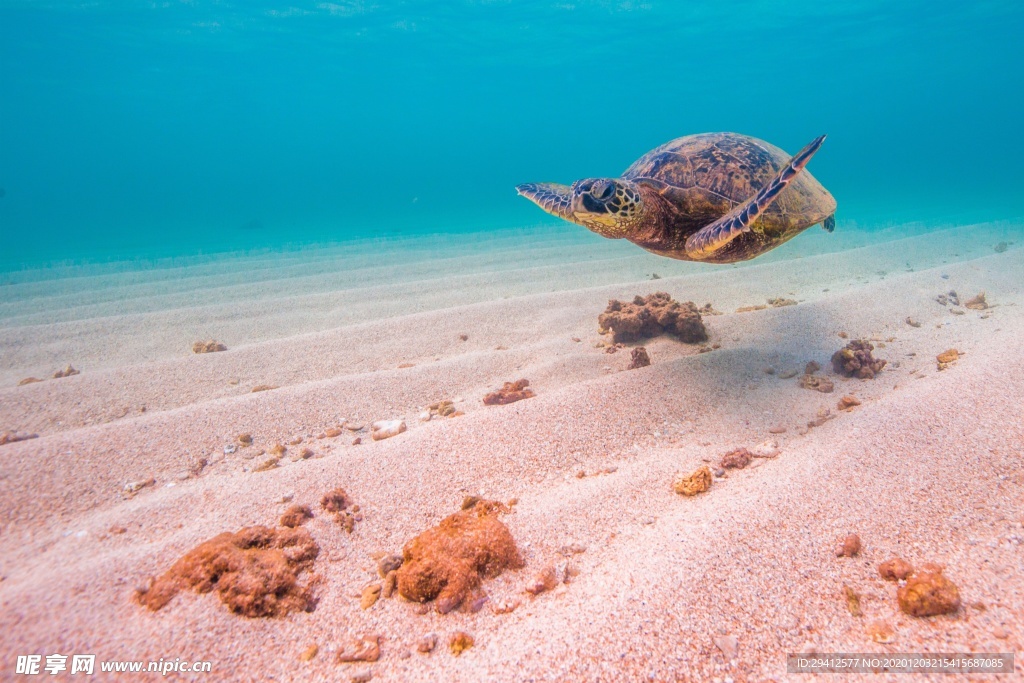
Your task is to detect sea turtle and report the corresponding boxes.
[516,133,836,264]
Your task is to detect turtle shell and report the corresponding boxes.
[622,133,836,259]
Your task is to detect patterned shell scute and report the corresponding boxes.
[622,133,834,223]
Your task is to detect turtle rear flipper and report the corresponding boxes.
[822,214,836,232]
[685,135,826,259]
[516,182,573,222]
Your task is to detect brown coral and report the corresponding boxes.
[719,448,752,470]
[483,379,535,406]
[897,570,961,617]
[136,525,319,617]
[598,292,707,344]
[879,557,914,581]
[673,465,712,496]
[279,504,313,528]
[395,500,523,614]
[192,340,227,354]
[53,364,79,378]
[831,340,886,379]
[627,347,651,369]
[963,292,989,310]
[321,488,351,512]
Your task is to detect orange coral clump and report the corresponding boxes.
[396,500,523,614]
[897,570,961,617]
[831,340,886,379]
[449,632,474,656]
[321,488,351,512]
[135,525,319,617]
[598,292,707,344]
[673,466,712,496]
[483,379,535,406]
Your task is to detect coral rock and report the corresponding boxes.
[53,364,79,379]
[719,448,752,469]
[627,347,651,369]
[371,420,406,441]
[337,635,380,663]
[377,553,403,578]
[136,525,319,617]
[831,340,886,379]
[299,644,319,661]
[879,557,914,582]
[673,465,712,496]
[449,632,474,656]
[396,500,523,614]
[598,292,707,344]
[237,433,253,446]
[416,633,438,653]
[192,340,227,354]
[897,570,961,617]
[280,505,313,528]
[936,349,960,370]
[835,534,861,557]
[483,379,535,406]
[360,583,382,610]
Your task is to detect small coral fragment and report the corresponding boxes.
[237,433,253,446]
[337,635,380,663]
[843,585,862,617]
[254,457,280,472]
[799,374,834,393]
[449,632,474,656]
[835,533,861,557]
[299,644,319,661]
[719,448,752,470]
[17,377,43,386]
[837,395,861,411]
[832,340,886,379]
[879,557,914,582]
[135,525,319,617]
[673,465,712,496]
[396,500,523,614]
[52,364,79,378]
[598,292,707,344]
[251,384,277,392]
[360,583,382,609]
[0,430,39,445]
[867,620,896,644]
[627,347,651,369]
[768,297,797,307]
[897,570,961,617]
[192,340,227,354]
[280,504,313,528]
[525,565,558,595]
[417,633,438,653]
[735,304,767,313]
[377,553,403,577]
[963,292,988,310]
[483,379,535,406]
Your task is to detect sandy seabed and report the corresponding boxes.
[0,221,1022,682]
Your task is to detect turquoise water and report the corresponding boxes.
[2,1,1023,267]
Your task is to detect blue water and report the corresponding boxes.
[2,1,1023,267]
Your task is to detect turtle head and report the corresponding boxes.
[569,178,644,239]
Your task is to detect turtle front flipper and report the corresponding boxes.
[685,135,827,259]
[516,182,573,222]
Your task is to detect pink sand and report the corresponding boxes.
[1,222,1021,681]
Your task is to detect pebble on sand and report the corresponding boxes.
[417,633,438,653]
[360,583,382,609]
[897,570,961,617]
[878,557,914,581]
[449,632,474,656]
[192,340,227,354]
[525,564,558,595]
[837,395,861,411]
[712,635,738,659]
[628,347,651,369]
[299,644,319,661]
[936,349,961,370]
[337,635,380,663]
[371,420,406,441]
[673,466,712,496]
[835,534,861,558]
